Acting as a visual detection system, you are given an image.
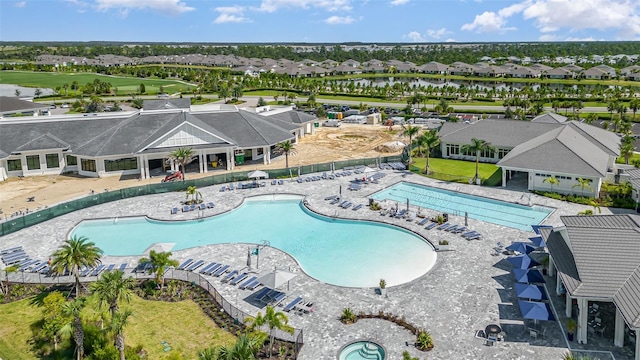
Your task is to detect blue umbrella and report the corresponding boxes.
[512,269,545,283]
[514,283,548,300]
[507,254,541,269]
[506,242,537,254]
[528,235,546,248]
[531,225,553,235]
[518,300,555,322]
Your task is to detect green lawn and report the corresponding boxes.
[0,294,236,360]
[0,71,196,96]
[410,157,502,185]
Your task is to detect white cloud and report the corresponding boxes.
[426,27,451,39]
[14,1,26,7]
[214,13,251,24]
[390,0,410,5]
[539,34,558,41]
[257,0,352,13]
[463,0,640,39]
[95,0,195,15]
[445,38,457,42]
[565,36,603,41]
[404,31,425,42]
[324,15,355,24]
[215,5,245,14]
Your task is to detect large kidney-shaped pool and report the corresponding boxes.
[71,195,436,288]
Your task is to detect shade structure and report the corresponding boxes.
[531,225,553,235]
[518,300,555,321]
[528,235,546,248]
[512,269,545,284]
[507,254,541,269]
[256,269,297,289]
[248,170,269,179]
[506,242,537,255]
[514,283,548,300]
[363,167,376,174]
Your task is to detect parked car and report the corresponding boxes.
[323,120,342,127]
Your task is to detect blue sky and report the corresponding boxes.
[1,0,640,43]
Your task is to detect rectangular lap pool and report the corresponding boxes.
[370,182,553,231]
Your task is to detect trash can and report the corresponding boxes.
[314,122,319,128]
[443,213,449,222]
[235,154,245,165]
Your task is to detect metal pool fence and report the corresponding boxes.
[0,155,401,236]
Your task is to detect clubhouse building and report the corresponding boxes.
[0,100,317,181]
[438,113,622,196]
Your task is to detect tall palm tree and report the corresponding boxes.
[461,138,496,184]
[544,175,560,193]
[106,309,133,360]
[417,130,440,175]
[61,297,87,360]
[186,185,202,204]
[51,236,103,297]
[572,178,593,198]
[246,305,294,357]
[1,264,18,297]
[630,98,640,120]
[401,125,421,164]
[138,250,178,289]
[620,141,635,165]
[90,270,134,319]
[168,147,195,181]
[277,140,297,169]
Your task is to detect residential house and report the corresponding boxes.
[418,61,450,75]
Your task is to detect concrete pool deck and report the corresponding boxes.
[1,169,636,360]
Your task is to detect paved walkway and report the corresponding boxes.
[0,169,634,360]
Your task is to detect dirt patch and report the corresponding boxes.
[0,124,403,216]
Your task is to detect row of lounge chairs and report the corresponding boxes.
[282,296,314,315]
[380,162,406,171]
[253,287,287,306]
[271,179,286,186]
[1,246,30,266]
[172,202,215,214]
[78,263,128,277]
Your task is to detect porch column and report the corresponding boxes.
[635,330,639,360]
[566,294,572,318]
[502,168,507,187]
[555,271,562,296]
[199,151,205,173]
[227,150,234,171]
[577,298,589,344]
[614,308,625,347]
[144,156,150,179]
[263,146,269,165]
[203,152,209,174]
[549,257,556,277]
[139,155,147,180]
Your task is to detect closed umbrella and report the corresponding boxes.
[512,268,545,284]
[507,254,541,269]
[514,283,548,300]
[506,242,537,255]
[246,247,252,269]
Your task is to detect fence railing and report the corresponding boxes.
[9,267,304,350]
[0,155,402,236]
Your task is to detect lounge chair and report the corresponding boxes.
[90,264,106,277]
[425,222,438,230]
[228,183,235,190]
[118,263,127,272]
[418,218,430,226]
[205,263,222,275]
[186,260,205,272]
[247,279,262,290]
[342,202,352,209]
[254,287,272,302]
[2,250,26,261]
[271,180,277,185]
[39,265,50,274]
[405,212,416,221]
[338,200,348,207]
[297,177,303,183]
[212,264,230,277]
[0,246,22,255]
[325,195,338,201]
[222,270,240,283]
[238,276,258,289]
[278,180,284,185]
[177,259,194,270]
[18,259,40,272]
[348,183,362,191]
[437,222,450,230]
[230,273,249,286]
[189,204,197,211]
[352,204,363,211]
[467,233,482,240]
[182,205,190,212]
[322,172,328,180]
[330,198,340,205]
[207,202,215,208]
[104,264,116,272]
[220,186,227,192]
[283,296,304,312]
[395,209,407,218]
[268,291,287,305]
[446,225,459,232]
[453,226,467,234]
[199,262,217,274]
[171,207,179,215]
[32,262,48,273]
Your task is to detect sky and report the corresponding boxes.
[1,0,640,43]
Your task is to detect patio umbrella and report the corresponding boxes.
[531,225,553,235]
[406,198,410,211]
[256,269,297,290]
[528,235,546,248]
[518,300,555,324]
[507,254,541,269]
[512,269,545,284]
[514,283,548,301]
[363,166,376,176]
[248,170,268,179]
[246,247,252,269]
[506,242,537,255]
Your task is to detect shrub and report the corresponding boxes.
[415,330,434,351]
[340,308,357,324]
[438,240,449,245]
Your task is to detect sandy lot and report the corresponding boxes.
[0,124,403,218]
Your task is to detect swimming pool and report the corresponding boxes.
[71,195,436,288]
[370,182,552,231]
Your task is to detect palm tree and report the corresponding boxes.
[630,98,640,120]
[417,129,440,175]
[168,147,194,180]
[51,236,103,297]
[61,297,87,360]
[620,141,635,165]
[106,309,132,360]
[246,305,294,357]
[138,250,178,289]
[461,138,496,184]
[186,185,202,204]
[572,178,593,198]
[544,175,560,193]
[277,140,297,169]
[216,333,266,360]
[401,125,421,164]
[90,270,134,319]
[1,264,19,298]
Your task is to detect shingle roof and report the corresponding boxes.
[438,119,560,148]
[0,96,51,114]
[544,215,640,328]
[142,99,190,110]
[531,113,568,124]
[15,133,70,151]
[265,110,317,125]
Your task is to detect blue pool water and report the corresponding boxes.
[371,182,552,231]
[71,196,436,288]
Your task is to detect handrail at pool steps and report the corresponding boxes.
[5,267,304,350]
[0,155,402,236]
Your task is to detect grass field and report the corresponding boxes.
[0,294,236,359]
[0,71,196,96]
[411,157,501,185]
